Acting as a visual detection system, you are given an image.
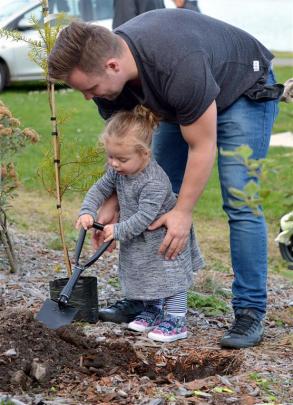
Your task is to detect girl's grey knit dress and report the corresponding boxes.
[80,159,204,300]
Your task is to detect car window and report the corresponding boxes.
[0,0,30,20]
[94,0,114,20]
[49,0,113,21]
[17,5,43,30]
[16,0,113,31]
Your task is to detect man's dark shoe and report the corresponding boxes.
[220,309,264,349]
[98,299,145,323]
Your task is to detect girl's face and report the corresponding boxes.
[105,136,150,176]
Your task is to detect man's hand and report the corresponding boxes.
[76,214,94,230]
[148,208,192,260]
[92,193,119,251]
[104,224,115,242]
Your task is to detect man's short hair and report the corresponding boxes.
[48,21,122,81]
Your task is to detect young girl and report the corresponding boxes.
[76,106,204,342]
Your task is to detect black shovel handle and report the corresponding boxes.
[93,222,105,231]
[59,222,112,305]
[84,239,114,269]
[75,228,86,265]
[75,222,105,265]
[84,221,114,268]
[59,265,84,306]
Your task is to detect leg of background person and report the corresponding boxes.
[152,121,188,194]
[184,0,201,12]
[217,70,279,324]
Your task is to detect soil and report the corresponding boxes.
[0,308,242,400]
[0,227,293,405]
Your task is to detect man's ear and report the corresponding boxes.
[105,58,120,73]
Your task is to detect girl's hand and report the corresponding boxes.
[148,208,192,260]
[76,214,94,230]
[92,193,119,251]
[103,224,115,242]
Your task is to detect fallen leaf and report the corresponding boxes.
[213,386,234,393]
[192,390,212,398]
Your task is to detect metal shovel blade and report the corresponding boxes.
[35,299,78,329]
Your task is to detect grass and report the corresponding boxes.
[273,66,293,134]
[1,83,105,189]
[196,146,293,223]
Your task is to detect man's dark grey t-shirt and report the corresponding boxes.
[94,9,273,125]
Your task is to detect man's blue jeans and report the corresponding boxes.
[152,69,279,318]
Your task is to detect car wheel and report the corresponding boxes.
[0,62,8,92]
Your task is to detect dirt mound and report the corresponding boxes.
[0,309,89,391]
[0,309,139,394]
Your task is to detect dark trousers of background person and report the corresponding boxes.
[184,0,201,12]
[113,0,165,29]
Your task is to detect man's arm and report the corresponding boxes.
[177,100,217,213]
[149,101,217,259]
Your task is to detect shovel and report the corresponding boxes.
[36,222,113,329]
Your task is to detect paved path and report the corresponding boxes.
[273,58,293,67]
[270,132,293,147]
[270,58,293,147]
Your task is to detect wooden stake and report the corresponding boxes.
[43,0,71,276]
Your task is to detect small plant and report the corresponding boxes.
[0,100,39,272]
[0,1,73,273]
[249,372,278,402]
[220,145,293,266]
[108,276,120,289]
[0,1,105,275]
[220,145,274,216]
[187,291,230,316]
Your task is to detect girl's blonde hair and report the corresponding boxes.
[101,106,159,153]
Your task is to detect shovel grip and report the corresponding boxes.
[58,265,84,305]
[93,222,105,231]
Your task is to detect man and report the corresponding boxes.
[48,9,282,348]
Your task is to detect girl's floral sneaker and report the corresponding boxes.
[147,314,187,342]
[128,307,164,332]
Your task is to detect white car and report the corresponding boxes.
[0,0,114,91]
